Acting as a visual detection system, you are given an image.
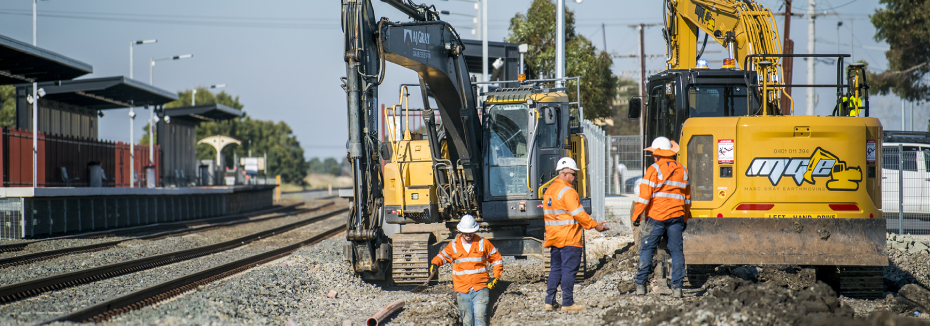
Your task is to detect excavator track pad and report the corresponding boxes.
[391,233,435,284]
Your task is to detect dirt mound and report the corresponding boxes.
[887,250,930,291]
[394,296,460,325]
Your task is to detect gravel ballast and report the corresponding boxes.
[2,218,929,325]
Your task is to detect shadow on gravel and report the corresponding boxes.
[487,280,513,322]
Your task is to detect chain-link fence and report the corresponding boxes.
[606,135,643,194]
[882,144,930,236]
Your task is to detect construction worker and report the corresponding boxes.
[632,136,691,298]
[542,157,610,312]
[429,214,503,326]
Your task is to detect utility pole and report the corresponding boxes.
[556,0,565,87]
[602,23,607,51]
[639,24,646,98]
[781,0,795,114]
[836,21,843,54]
[481,0,488,94]
[806,0,815,115]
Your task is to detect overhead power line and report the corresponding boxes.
[0,8,337,30]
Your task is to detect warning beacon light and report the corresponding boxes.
[696,59,708,69]
[722,58,736,69]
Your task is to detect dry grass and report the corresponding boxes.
[304,173,353,190]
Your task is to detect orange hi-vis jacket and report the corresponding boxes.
[431,234,504,294]
[542,178,599,248]
[632,157,692,223]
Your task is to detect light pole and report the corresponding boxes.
[32,0,36,45]
[148,54,191,173]
[440,0,480,35]
[439,10,478,34]
[193,84,226,106]
[555,0,583,87]
[26,86,45,187]
[128,108,136,187]
[440,0,485,94]
[150,54,193,86]
[130,39,157,79]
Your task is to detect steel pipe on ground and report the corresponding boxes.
[366,299,405,326]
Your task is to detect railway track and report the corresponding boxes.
[38,212,347,324]
[0,201,311,253]
[0,206,349,304]
[0,201,334,269]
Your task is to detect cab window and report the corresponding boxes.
[687,86,750,117]
[536,107,560,148]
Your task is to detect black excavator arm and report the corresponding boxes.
[342,0,483,280]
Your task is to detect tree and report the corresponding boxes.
[868,0,930,102]
[0,85,15,128]
[601,78,641,135]
[143,87,309,184]
[506,0,619,121]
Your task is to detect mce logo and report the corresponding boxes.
[745,147,862,191]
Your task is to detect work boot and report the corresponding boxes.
[635,283,646,295]
[672,287,682,298]
[561,304,585,312]
[543,304,553,311]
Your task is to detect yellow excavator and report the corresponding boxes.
[629,0,885,297]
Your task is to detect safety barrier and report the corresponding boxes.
[882,145,930,237]
[581,120,607,222]
[607,135,643,194]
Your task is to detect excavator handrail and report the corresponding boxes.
[744,53,865,116]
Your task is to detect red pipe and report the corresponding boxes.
[366,299,405,326]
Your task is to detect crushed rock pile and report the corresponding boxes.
[888,233,930,255]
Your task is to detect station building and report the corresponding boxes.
[0,34,270,239]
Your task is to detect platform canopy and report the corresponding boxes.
[0,34,92,84]
[164,103,242,123]
[461,39,521,84]
[31,76,178,109]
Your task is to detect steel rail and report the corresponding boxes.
[0,201,335,268]
[0,206,348,304]
[40,218,347,324]
[0,201,308,253]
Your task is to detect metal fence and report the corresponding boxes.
[582,120,607,221]
[882,145,930,236]
[606,135,643,194]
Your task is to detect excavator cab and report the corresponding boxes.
[481,86,582,219]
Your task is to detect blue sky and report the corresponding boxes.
[0,0,921,160]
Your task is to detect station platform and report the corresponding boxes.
[0,185,275,239]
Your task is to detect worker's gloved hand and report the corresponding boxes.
[487,278,499,290]
[429,264,438,275]
[632,219,640,227]
[683,222,688,232]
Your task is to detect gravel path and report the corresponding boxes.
[0,210,346,325]
[0,203,339,286]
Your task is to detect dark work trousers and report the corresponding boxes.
[635,216,686,288]
[545,245,582,306]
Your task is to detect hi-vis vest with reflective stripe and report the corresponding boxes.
[632,157,692,222]
[542,178,599,248]
[430,234,504,294]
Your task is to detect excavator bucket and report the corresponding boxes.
[683,217,887,266]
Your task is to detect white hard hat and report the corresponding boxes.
[457,214,480,233]
[650,137,673,150]
[555,157,580,171]
[644,136,680,157]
